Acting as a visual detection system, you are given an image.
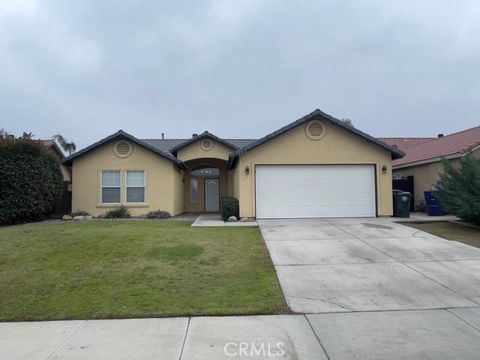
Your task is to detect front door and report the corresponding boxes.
[205,179,220,212]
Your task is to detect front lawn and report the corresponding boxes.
[0,221,288,321]
[403,221,480,248]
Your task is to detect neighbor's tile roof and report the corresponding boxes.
[391,126,480,167]
[379,137,436,151]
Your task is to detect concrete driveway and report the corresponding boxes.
[259,218,480,313]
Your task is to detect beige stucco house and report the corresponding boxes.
[381,125,480,209]
[64,109,403,219]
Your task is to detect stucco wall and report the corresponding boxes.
[177,139,232,162]
[233,121,394,218]
[172,167,185,216]
[60,164,72,182]
[71,140,182,216]
[393,148,480,208]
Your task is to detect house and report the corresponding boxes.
[381,126,480,209]
[63,109,403,219]
[39,140,72,183]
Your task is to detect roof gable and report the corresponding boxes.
[63,130,183,167]
[228,109,404,169]
[169,131,238,154]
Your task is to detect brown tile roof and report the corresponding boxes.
[391,126,480,167]
[379,137,436,151]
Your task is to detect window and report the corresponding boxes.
[190,178,199,203]
[126,171,145,203]
[102,171,121,203]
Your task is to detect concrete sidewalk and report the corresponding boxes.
[2,309,480,360]
[191,213,258,227]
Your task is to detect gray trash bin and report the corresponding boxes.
[393,190,411,218]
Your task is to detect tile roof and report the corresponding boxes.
[392,126,480,167]
[142,137,257,155]
[64,130,183,167]
[379,137,436,151]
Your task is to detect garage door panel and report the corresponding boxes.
[255,165,376,219]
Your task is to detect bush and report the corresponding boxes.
[0,138,63,225]
[104,206,131,219]
[436,152,480,224]
[146,210,171,219]
[220,197,239,221]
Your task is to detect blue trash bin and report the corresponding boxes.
[424,191,445,216]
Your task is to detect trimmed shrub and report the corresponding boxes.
[436,152,480,224]
[146,210,171,219]
[104,206,131,219]
[0,138,63,225]
[220,197,239,221]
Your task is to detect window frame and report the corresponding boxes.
[125,170,146,204]
[101,170,122,204]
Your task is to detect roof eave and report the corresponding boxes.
[63,130,184,168]
[170,131,238,154]
[228,109,404,165]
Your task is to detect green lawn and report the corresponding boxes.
[0,221,288,321]
[403,221,480,248]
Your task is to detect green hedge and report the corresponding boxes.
[0,139,63,225]
[220,197,239,221]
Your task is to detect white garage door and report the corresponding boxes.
[255,165,376,219]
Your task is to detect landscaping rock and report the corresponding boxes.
[227,216,238,222]
[62,215,72,220]
[84,215,93,220]
[73,216,85,220]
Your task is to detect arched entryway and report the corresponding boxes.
[183,158,229,213]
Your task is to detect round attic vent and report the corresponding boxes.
[114,140,133,158]
[201,139,213,151]
[305,120,326,140]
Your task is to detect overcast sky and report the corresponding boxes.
[1,0,479,150]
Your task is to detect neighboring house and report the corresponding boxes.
[63,109,403,219]
[39,140,72,183]
[381,126,480,209]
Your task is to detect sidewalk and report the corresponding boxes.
[191,213,258,227]
[2,309,480,359]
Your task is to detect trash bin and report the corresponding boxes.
[393,190,411,218]
[424,191,445,216]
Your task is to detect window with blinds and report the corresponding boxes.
[102,171,121,203]
[126,171,145,203]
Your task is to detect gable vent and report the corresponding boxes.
[306,120,326,140]
[114,140,133,158]
[201,139,213,151]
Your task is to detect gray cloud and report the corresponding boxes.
[1,0,479,149]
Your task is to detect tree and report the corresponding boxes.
[436,152,480,224]
[52,134,76,155]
